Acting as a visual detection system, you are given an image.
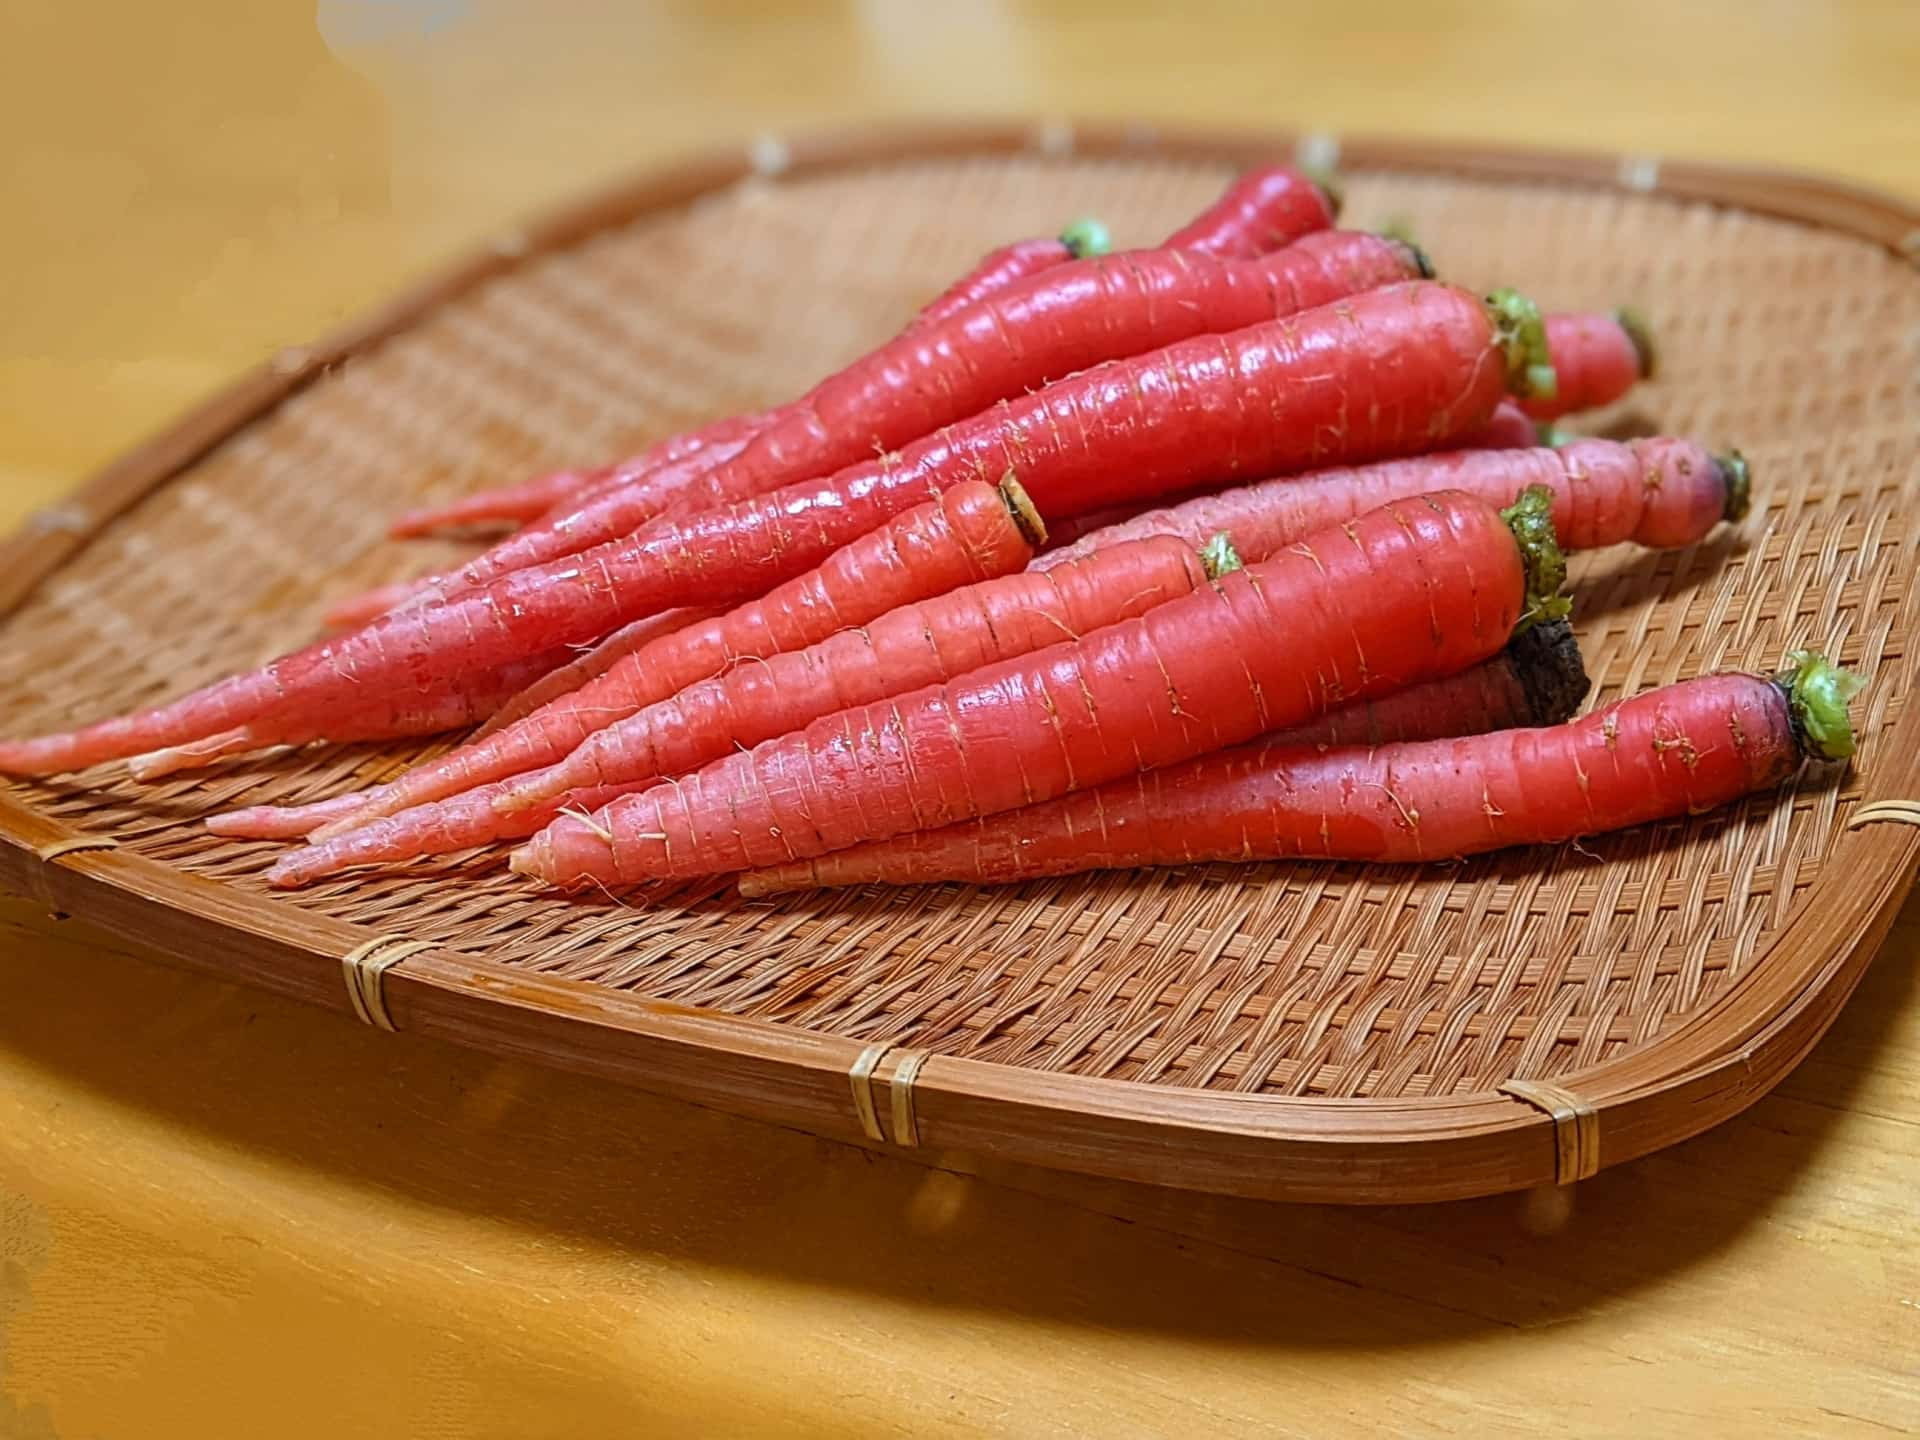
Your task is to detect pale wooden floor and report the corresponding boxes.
[2,3,1918,1435]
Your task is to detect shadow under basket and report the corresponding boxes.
[2,124,1918,1204]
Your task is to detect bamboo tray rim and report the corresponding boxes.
[4,120,1918,1204]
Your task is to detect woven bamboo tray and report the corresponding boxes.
[3,124,1918,1204]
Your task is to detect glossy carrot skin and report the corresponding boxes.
[264,537,1209,883]
[265,778,637,888]
[513,489,1539,887]
[1160,166,1337,258]
[389,411,768,538]
[1459,400,1541,450]
[498,536,1216,817]
[1519,310,1652,420]
[126,648,567,780]
[740,672,1805,891]
[203,610,723,837]
[383,173,1323,560]
[0,282,1518,780]
[469,606,726,742]
[1037,438,1745,571]
[907,237,1074,332]
[308,477,1045,831]
[406,230,1419,608]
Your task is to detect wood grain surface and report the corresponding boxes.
[3,2,1918,1435]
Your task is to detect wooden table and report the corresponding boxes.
[3,3,1917,1433]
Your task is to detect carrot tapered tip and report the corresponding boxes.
[1499,484,1571,633]
[1200,532,1244,580]
[1715,450,1752,522]
[1058,217,1111,259]
[1486,289,1558,404]
[1614,306,1658,380]
[1781,651,1864,763]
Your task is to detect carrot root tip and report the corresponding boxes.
[1781,650,1865,763]
[1487,288,1558,403]
[1058,216,1112,259]
[1716,449,1753,522]
[1499,484,1571,632]
[1200,531,1244,580]
[1614,306,1659,380]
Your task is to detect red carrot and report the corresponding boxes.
[1161,165,1341,258]
[126,649,569,780]
[300,476,1047,835]
[907,217,1111,331]
[498,533,1230,815]
[387,411,769,539]
[1459,400,1543,450]
[396,228,1423,610]
[265,779,639,888]
[499,552,1585,817]
[470,606,726,742]
[265,614,1587,890]
[209,788,392,842]
[1036,437,1749,571]
[738,653,1857,892]
[0,282,1544,778]
[266,535,1220,883]
[509,486,1569,887]
[1519,309,1654,420]
[322,580,422,633]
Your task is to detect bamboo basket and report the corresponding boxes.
[3,124,1917,1205]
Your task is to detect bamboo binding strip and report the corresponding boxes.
[339,935,433,1032]
[1845,800,1920,830]
[1499,1080,1602,1184]
[848,1044,931,1147]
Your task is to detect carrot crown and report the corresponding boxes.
[1780,650,1864,762]
[1059,217,1112,259]
[1486,289,1558,404]
[1716,450,1752,522]
[1499,485,1571,634]
[1200,531,1243,579]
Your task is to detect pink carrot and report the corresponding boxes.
[0,282,1542,779]
[1458,400,1542,450]
[1519,309,1654,420]
[509,486,1568,888]
[1036,437,1749,572]
[738,652,1856,892]
[498,533,1227,814]
[907,217,1111,331]
[323,580,425,633]
[394,224,1390,611]
[266,534,1218,883]
[265,778,639,887]
[1161,165,1342,258]
[387,411,768,538]
[470,606,726,742]
[209,788,387,841]
[127,649,569,780]
[303,476,1047,835]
